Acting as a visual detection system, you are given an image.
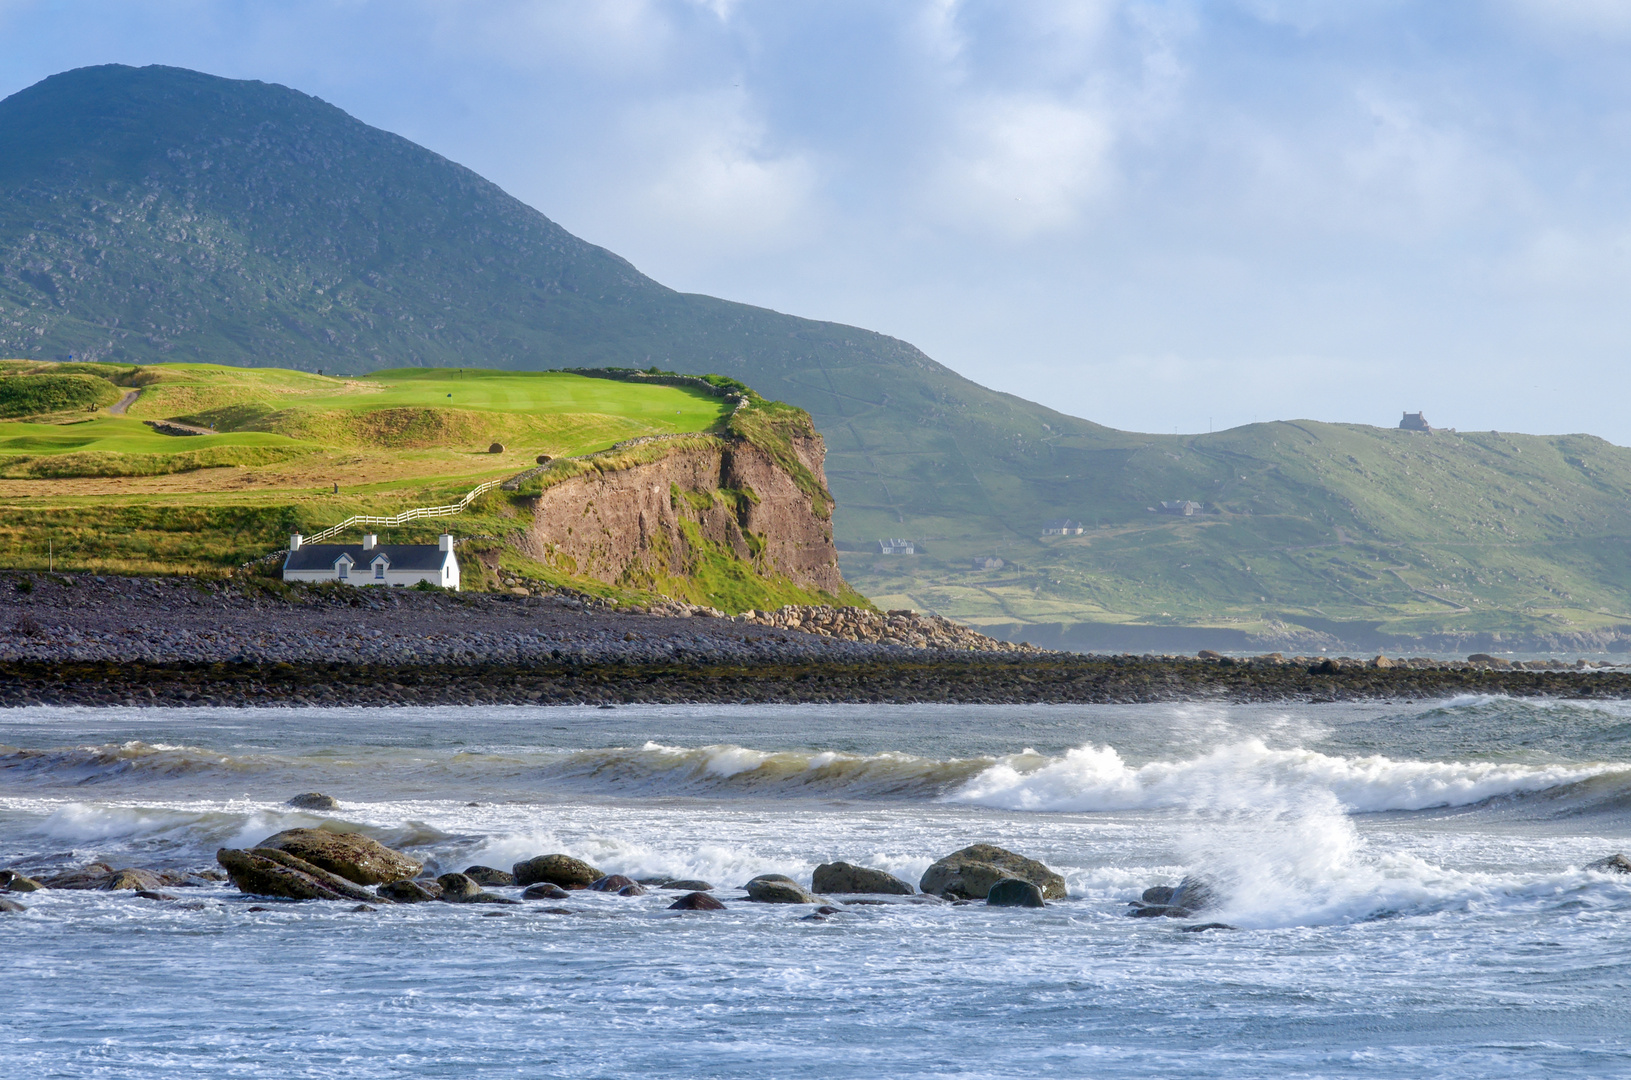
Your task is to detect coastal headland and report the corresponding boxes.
[5,572,1626,707]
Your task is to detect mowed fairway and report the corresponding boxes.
[0,362,733,572]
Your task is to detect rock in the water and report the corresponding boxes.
[617,883,648,897]
[217,848,365,902]
[0,898,26,913]
[436,873,484,901]
[0,870,43,892]
[668,891,725,911]
[522,882,571,901]
[463,865,516,887]
[1180,922,1237,933]
[1585,854,1631,874]
[1129,874,1219,918]
[513,854,604,889]
[659,879,714,891]
[102,868,165,892]
[377,879,438,903]
[589,874,637,893]
[744,874,818,904]
[136,890,180,901]
[39,863,115,889]
[811,861,915,895]
[248,847,383,901]
[985,878,1047,908]
[255,828,421,885]
[919,844,1067,901]
[286,792,340,811]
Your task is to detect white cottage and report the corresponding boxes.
[282,533,460,591]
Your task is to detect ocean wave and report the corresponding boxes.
[947,739,1629,814]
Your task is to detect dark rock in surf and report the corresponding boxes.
[522,882,570,901]
[39,863,114,889]
[377,879,438,903]
[217,848,364,902]
[103,868,167,892]
[247,847,382,901]
[436,873,484,901]
[1180,922,1237,932]
[985,878,1047,908]
[744,874,818,904]
[463,865,516,887]
[919,845,1067,901]
[659,879,714,891]
[617,883,648,896]
[1129,875,1219,918]
[0,898,26,913]
[0,870,43,892]
[812,861,915,895]
[135,890,180,901]
[513,854,603,890]
[286,792,340,811]
[668,891,725,911]
[589,874,638,893]
[1586,854,1631,874]
[255,828,422,885]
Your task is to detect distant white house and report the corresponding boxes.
[1158,500,1203,516]
[877,538,915,555]
[1042,519,1084,536]
[283,533,460,590]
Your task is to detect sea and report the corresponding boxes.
[2,697,1629,1078]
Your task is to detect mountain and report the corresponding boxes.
[5,63,1631,651]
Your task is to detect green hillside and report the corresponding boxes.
[4,64,1631,648]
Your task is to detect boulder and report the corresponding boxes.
[286,792,340,811]
[463,865,516,887]
[218,848,367,902]
[668,891,725,911]
[247,847,382,902]
[0,898,25,913]
[617,884,648,897]
[919,845,1067,901]
[377,879,438,903]
[659,879,714,891]
[1128,875,1218,918]
[985,878,1047,908]
[136,890,180,901]
[39,863,114,889]
[436,873,484,901]
[255,828,422,885]
[522,882,571,901]
[0,870,43,892]
[102,868,166,892]
[1586,854,1631,874]
[811,861,914,895]
[488,442,505,454]
[744,874,818,904]
[589,874,637,893]
[513,854,603,889]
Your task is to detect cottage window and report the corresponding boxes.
[375,563,386,580]
[337,563,348,580]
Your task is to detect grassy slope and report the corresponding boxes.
[5,65,1630,641]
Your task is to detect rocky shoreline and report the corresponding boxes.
[4,572,1631,705]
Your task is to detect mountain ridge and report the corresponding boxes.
[5,63,1631,650]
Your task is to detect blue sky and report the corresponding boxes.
[2,1,1629,441]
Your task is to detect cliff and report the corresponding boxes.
[514,425,855,611]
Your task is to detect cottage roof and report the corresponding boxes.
[283,544,452,573]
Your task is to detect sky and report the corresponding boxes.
[2,0,1630,441]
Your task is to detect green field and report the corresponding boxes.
[0,361,753,595]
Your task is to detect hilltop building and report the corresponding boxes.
[1042,519,1084,535]
[876,538,915,555]
[1158,501,1202,516]
[283,533,460,590]
[1400,412,1433,432]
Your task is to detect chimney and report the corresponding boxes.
[362,534,378,551]
[439,534,454,552]
[289,533,303,551]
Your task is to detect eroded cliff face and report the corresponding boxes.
[518,433,846,603]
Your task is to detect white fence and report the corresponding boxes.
[302,478,505,545]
